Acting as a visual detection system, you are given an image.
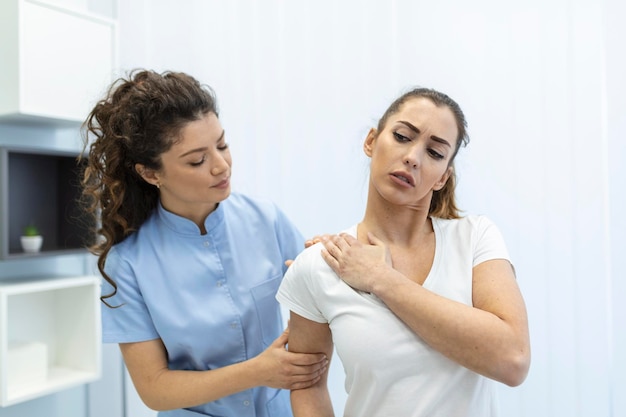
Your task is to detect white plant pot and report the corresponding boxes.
[20,235,43,253]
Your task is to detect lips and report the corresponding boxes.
[213,176,230,188]
[391,171,415,187]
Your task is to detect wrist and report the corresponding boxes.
[242,355,264,387]
[370,267,402,297]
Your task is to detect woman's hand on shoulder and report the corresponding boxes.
[304,234,332,248]
[320,232,392,293]
[284,234,333,267]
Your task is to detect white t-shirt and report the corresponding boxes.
[276,215,511,417]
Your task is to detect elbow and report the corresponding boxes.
[135,388,175,412]
[142,401,176,413]
[138,395,168,412]
[500,349,531,387]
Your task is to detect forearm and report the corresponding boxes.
[148,360,264,410]
[372,269,529,386]
[124,344,265,411]
[291,384,334,417]
[287,311,335,416]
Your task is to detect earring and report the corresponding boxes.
[155,183,160,189]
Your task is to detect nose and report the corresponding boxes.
[209,152,229,176]
[404,148,422,169]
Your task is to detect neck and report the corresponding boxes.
[359,192,433,248]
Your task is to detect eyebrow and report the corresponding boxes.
[178,129,226,158]
[398,121,452,147]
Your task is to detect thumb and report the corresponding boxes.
[273,327,289,347]
[368,231,393,266]
[367,231,384,247]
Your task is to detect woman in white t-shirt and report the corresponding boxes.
[276,88,530,417]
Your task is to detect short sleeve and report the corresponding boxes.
[276,244,328,324]
[472,216,511,267]
[101,246,160,343]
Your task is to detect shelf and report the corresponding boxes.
[0,146,96,260]
[0,275,101,407]
[0,0,116,125]
[7,367,97,404]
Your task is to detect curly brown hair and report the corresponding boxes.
[375,87,470,219]
[79,69,218,306]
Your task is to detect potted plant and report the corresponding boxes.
[21,224,43,253]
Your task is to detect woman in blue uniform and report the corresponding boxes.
[80,69,328,417]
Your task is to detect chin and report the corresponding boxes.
[217,188,232,200]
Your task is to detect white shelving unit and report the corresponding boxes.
[0,0,117,125]
[0,0,116,411]
[0,275,101,407]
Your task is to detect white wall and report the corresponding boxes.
[606,0,626,415]
[110,0,626,416]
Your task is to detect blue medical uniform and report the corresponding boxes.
[101,193,304,417]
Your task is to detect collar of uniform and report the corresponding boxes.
[156,200,226,236]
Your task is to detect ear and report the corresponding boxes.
[363,128,378,157]
[135,163,160,187]
[433,166,453,191]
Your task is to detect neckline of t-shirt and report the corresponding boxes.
[423,216,443,289]
[350,219,442,289]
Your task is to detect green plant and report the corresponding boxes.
[23,224,40,236]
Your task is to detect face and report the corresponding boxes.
[365,97,457,210]
[137,112,232,220]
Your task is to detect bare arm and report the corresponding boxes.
[287,311,335,417]
[121,327,328,411]
[321,233,530,386]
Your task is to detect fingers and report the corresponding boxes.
[338,233,359,245]
[289,375,322,390]
[283,355,329,390]
[288,351,327,366]
[261,333,330,390]
[305,233,332,248]
[331,233,355,251]
[321,233,355,261]
[320,234,353,273]
[321,248,340,273]
[320,235,341,256]
[287,364,328,390]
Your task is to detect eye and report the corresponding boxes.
[217,142,229,151]
[189,156,206,167]
[428,149,445,160]
[393,132,410,143]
